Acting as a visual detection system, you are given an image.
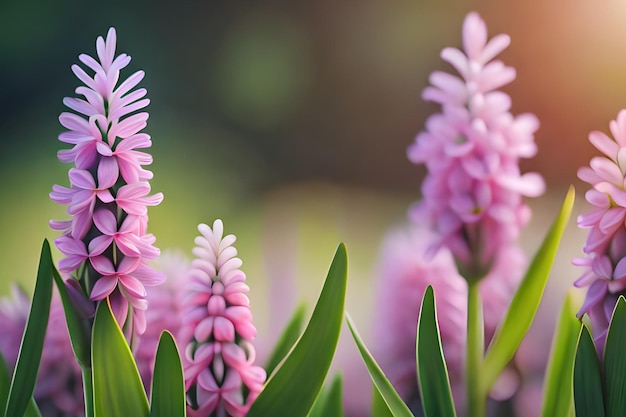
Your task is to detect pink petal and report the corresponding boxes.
[90,256,116,275]
[578,280,607,317]
[194,317,214,342]
[93,209,118,235]
[90,276,118,300]
[462,12,487,60]
[213,316,235,342]
[118,274,147,298]
[97,156,119,188]
[88,235,112,256]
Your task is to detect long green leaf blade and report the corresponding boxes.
[307,374,344,417]
[23,398,42,417]
[92,299,149,417]
[321,373,344,417]
[574,324,606,417]
[416,286,456,417]
[604,296,626,417]
[5,240,54,417]
[307,383,329,417]
[371,383,395,417]
[1,353,41,417]
[0,354,10,416]
[482,186,575,392]
[51,266,91,369]
[248,243,348,417]
[150,331,186,417]
[346,314,413,417]
[264,303,306,377]
[540,291,580,417]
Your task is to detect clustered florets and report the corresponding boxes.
[49,28,163,335]
[407,12,544,280]
[575,110,626,348]
[182,220,266,417]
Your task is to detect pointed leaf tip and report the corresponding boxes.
[346,313,413,417]
[92,299,149,417]
[482,186,574,393]
[416,285,456,417]
[248,244,347,417]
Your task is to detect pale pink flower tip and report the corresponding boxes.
[50,27,163,336]
[407,11,544,280]
[575,110,626,349]
[182,220,266,417]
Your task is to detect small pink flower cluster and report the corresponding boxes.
[575,110,626,347]
[407,12,544,279]
[182,220,266,417]
[50,28,164,334]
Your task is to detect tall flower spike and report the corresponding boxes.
[50,27,164,335]
[182,220,266,417]
[575,109,626,350]
[407,12,544,281]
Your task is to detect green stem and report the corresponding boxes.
[82,367,94,417]
[467,282,485,417]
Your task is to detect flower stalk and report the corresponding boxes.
[466,282,485,417]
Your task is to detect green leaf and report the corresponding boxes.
[346,314,413,417]
[604,296,626,417]
[51,266,91,369]
[371,383,395,417]
[92,299,149,417]
[416,286,456,417]
[321,374,344,417]
[1,353,41,417]
[574,324,605,417]
[4,240,54,417]
[482,186,575,393]
[150,331,186,417]
[307,374,344,417]
[540,291,581,417]
[248,243,348,417]
[0,354,10,416]
[264,303,306,377]
[23,398,42,417]
[307,384,329,417]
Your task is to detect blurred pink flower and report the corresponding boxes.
[50,27,164,335]
[134,250,191,390]
[575,109,626,348]
[182,220,266,417]
[0,286,84,417]
[372,224,525,410]
[407,11,544,280]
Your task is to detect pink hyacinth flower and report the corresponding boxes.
[134,250,191,391]
[575,110,626,349]
[407,11,544,281]
[182,220,266,417]
[50,27,163,335]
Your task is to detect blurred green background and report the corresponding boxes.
[1,0,624,413]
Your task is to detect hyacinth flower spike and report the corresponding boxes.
[575,109,626,351]
[406,12,544,417]
[182,220,266,417]
[50,27,164,337]
[407,12,544,282]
